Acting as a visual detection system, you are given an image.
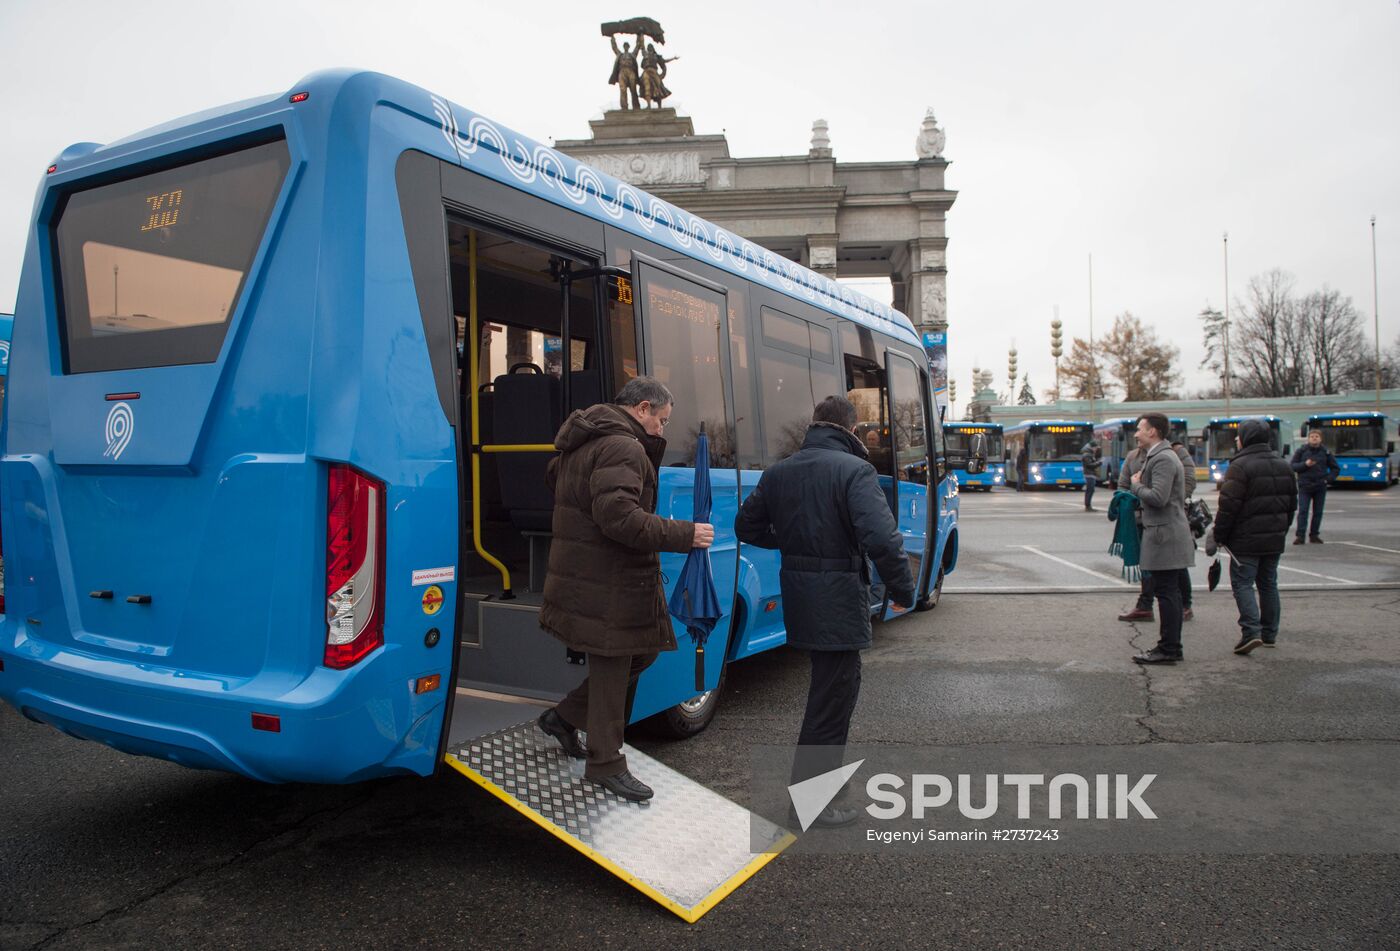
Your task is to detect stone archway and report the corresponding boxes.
[556,108,956,337]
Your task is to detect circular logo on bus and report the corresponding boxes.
[421,585,444,616]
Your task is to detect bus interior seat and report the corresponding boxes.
[492,366,560,534]
[474,383,508,522]
[568,367,604,413]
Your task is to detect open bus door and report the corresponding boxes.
[440,224,790,921]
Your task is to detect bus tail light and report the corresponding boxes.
[324,464,385,669]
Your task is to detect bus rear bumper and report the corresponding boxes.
[0,630,439,784]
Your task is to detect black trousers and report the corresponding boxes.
[791,649,862,788]
[1150,568,1186,657]
[556,651,657,780]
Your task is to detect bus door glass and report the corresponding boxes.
[631,255,738,710]
[884,351,932,618]
[844,353,893,612]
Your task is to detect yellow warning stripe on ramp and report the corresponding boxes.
[445,721,795,923]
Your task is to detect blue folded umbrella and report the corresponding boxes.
[668,424,723,692]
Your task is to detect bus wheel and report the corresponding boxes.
[654,673,724,738]
[917,567,946,611]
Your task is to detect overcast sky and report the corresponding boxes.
[2,0,1396,405]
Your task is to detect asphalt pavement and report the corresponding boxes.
[947,482,1400,591]
[2,488,1399,950]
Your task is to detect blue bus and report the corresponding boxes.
[1003,420,1094,488]
[0,313,11,379]
[0,70,962,784]
[1203,415,1290,488]
[1092,416,1188,486]
[0,314,9,613]
[944,422,1004,489]
[1302,413,1398,488]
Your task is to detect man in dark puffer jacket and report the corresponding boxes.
[1213,418,1298,653]
[736,395,914,828]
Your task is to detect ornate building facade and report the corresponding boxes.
[556,107,956,336]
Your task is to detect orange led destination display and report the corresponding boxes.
[1322,418,1363,427]
[1043,425,1081,434]
[141,189,183,232]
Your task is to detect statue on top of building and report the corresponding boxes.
[602,17,676,111]
[607,34,640,111]
[639,41,678,109]
[916,108,947,159]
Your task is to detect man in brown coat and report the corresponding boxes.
[537,377,714,801]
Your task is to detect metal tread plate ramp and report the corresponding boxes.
[445,720,795,922]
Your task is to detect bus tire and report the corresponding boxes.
[653,672,724,739]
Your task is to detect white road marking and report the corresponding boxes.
[1338,540,1400,556]
[1012,544,1133,586]
[1275,563,1359,585]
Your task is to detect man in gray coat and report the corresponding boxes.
[1130,413,1195,664]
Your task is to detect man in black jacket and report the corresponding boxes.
[735,395,915,828]
[1290,428,1340,544]
[1213,418,1298,653]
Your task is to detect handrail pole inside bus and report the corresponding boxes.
[558,260,571,415]
[467,230,515,599]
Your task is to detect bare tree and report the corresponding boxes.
[1229,269,1299,397]
[1300,288,1367,394]
[1059,337,1111,400]
[1096,312,1181,401]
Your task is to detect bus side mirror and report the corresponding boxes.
[1300,424,1307,438]
[967,433,988,474]
[1389,441,1396,454]
[1283,444,1291,456]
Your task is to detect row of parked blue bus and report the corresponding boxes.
[944,413,1398,491]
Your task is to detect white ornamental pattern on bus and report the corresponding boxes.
[103,401,134,460]
[427,94,915,344]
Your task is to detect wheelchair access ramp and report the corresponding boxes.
[445,715,795,922]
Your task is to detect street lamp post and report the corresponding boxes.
[1373,216,1382,410]
[1050,310,1063,407]
[1223,232,1232,416]
[1087,254,1096,424]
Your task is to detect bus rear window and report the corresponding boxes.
[55,139,290,373]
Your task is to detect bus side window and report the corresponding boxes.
[725,290,762,469]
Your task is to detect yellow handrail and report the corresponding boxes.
[467,231,516,597]
[480,444,557,454]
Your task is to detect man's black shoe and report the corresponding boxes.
[1261,638,1277,648]
[1310,535,1324,544]
[1118,608,1155,622]
[1293,536,1306,545]
[1132,648,1182,664]
[591,769,654,802]
[538,708,586,759]
[1233,635,1264,655]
